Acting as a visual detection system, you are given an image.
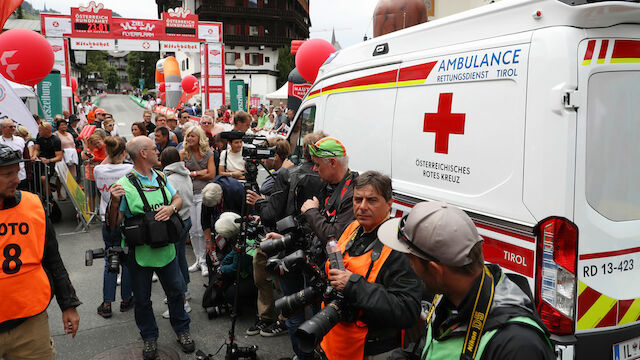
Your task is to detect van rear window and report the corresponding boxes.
[586,71,640,221]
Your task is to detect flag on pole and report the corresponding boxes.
[0,73,39,136]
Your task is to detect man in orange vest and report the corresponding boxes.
[316,170,423,360]
[0,144,81,359]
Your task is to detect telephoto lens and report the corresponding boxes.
[295,300,344,353]
[276,285,322,318]
[107,252,120,273]
[259,233,293,256]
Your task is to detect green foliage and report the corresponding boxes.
[104,66,120,89]
[84,51,108,75]
[276,46,295,88]
[126,51,160,90]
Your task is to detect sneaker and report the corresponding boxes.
[201,266,209,277]
[188,262,200,272]
[260,320,288,337]
[117,273,121,286]
[176,332,195,353]
[97,302,112,318]
[246,318,272,336]
[152,273,159,282]
[142,339,157,360]
[162,301,192,319]
[120,297,134,312]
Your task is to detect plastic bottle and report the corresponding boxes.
[326,236,345,270]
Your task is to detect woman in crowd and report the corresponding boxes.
[160,147,194,318]
[180,126,216,277]
[218,136,245,180]
[82,132,107,212]
[103,118,115,136]
[93,136,133,318]
[54,118,78,179]
[131,122,148,137]
[15,125,36,191]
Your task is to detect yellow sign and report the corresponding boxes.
[55,162,91,223]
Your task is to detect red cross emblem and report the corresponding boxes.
[423,93,466,154]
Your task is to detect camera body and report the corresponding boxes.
[260,215,316,258]
[85,246,128,274]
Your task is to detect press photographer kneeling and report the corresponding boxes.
[107,136,194,360]
[263,171,423,360]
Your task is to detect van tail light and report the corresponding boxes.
[535,217,578,335]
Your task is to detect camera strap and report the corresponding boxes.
[459,266,495,360]
[323,170,354,223]
[126,170,170,213]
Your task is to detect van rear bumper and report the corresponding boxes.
[571,324,640,359]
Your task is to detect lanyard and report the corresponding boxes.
[460,266,495,360]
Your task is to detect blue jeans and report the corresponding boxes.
[175,217,192,288]
[278,272,316,360]
[101,223,132,303]
[127,247,190,340]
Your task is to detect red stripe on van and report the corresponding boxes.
[596,305,618,328]
[612,40,640,59]
[482,236,534,277]
[584,40,596,61]
[577,286,602,319]
[617,299,634,324]
[392,199,414,208]
[475,223,535,243]
[308,89,321,97]
[598,40,609,61]
[398,61,437,82]
[579,246,640,260]
[322,69,398,93]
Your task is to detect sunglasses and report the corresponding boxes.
[398,215,440,263]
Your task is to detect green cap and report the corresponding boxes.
[309,137,347,158]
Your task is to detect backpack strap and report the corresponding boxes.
[126,172,153,212]
[152,169,170,205]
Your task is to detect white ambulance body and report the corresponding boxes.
[287,0,640,358]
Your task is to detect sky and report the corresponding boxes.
[28,0,377,48]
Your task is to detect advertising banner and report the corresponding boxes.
[37,71,63,124]
[117,39,159,52]
[160,41,200,53]
[41,14,72,37]
[70,1,113,39]
[55,162,91,224]
[198,22,222,43]
[162,8,199,42]
[0,74,39,136]
[229,79,246,112]
[70,38,115,50]
[48,37,68,79]
[113,18,163,40]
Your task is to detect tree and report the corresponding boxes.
[276,46,295,89]
[104,66,120,89]
[126,51,160,90]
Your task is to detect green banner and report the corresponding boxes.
[229,79,246,112]
[37,71,63,124]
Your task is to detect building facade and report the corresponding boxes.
[156,0,311,103]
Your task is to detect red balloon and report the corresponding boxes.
[70,77,78,92]
[181,75,199,93]
[0,29,54,86]
[295,39,335,83]
[158,82,166,92]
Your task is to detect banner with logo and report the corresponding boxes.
[42,14,72,37]
[70,38,116,50]
[162,8,199,42]
[70,1,113,39]
[55,161,91,225]
[0,74,39,136]
[198,22,222,43]
[112,18,163,40]
[229,79,246,112]
[37,71,63,124]
[118,39,159,52]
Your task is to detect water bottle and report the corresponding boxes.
[326,236,344,270]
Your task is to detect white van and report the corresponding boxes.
[286,0,640,358]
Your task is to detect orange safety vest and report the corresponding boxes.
[0,191,51,324]
[321,221,393,360]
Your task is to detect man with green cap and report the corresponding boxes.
[301,136,357,245]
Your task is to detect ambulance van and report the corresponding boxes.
[285,0,640,358]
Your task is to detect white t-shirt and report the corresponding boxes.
[93,163,134,221]
[0,135,26,180]
[220,149,245,173]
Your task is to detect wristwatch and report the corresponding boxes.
[171,205,177,213]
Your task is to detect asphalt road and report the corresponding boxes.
[46,94,293,360]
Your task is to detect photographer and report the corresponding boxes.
[201,176,245,256]
[318,171,423,359]
[107,136,194,360]
[301,137,357,244]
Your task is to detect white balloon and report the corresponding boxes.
[156,58,166,73]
